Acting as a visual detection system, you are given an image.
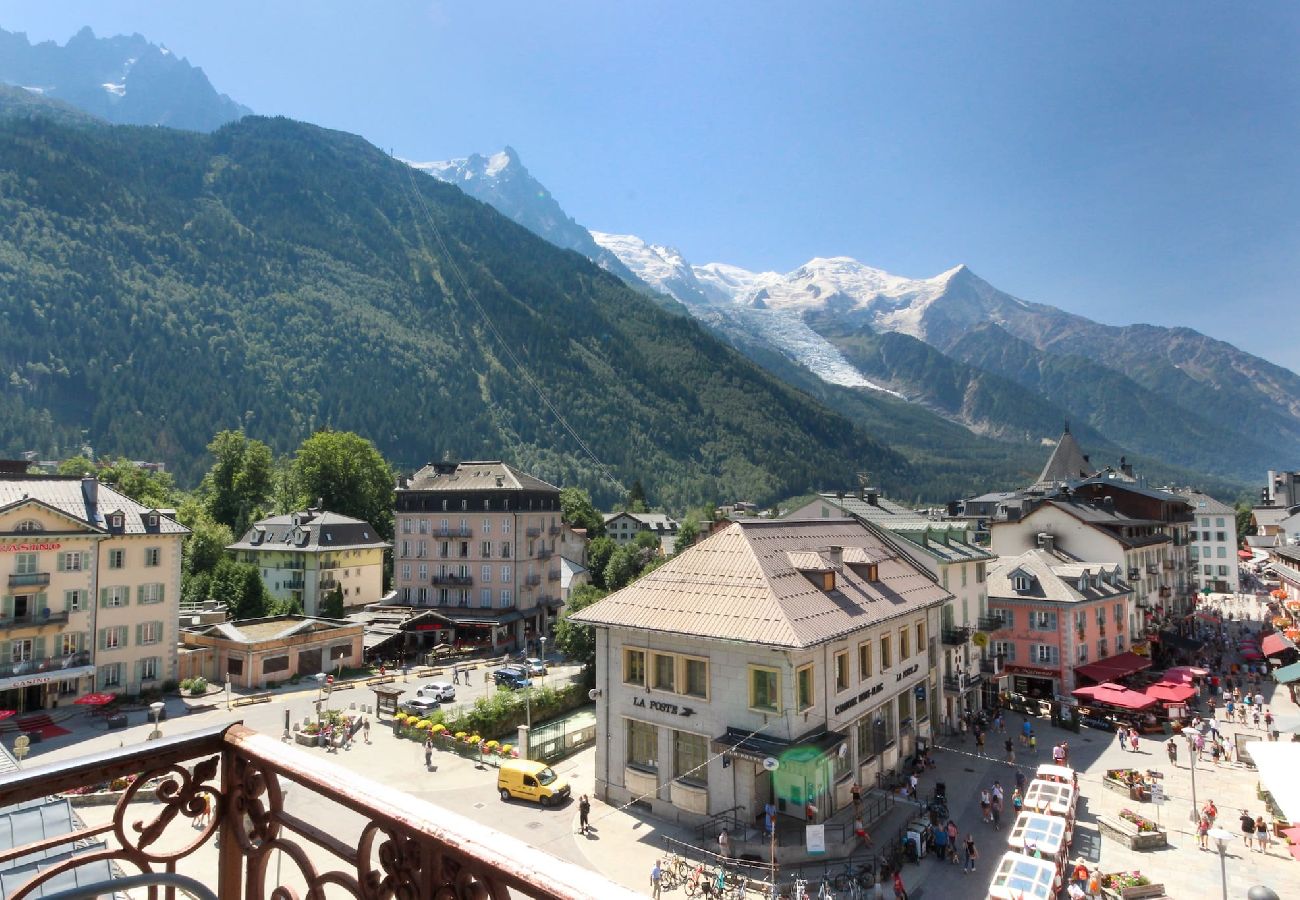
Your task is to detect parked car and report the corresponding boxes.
[498,759,570,806]
[523,658,547,676]
[493,668,532,690]
[417,681,456,701]
[397,696,441,716]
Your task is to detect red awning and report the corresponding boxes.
[73,692,117,706]
[1073,651,1152,684]
[1238,550,1254,559]
[1261,633,1297,658]
[1071,682,1158,710]
[1144,681,1196,703]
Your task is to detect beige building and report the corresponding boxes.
[393,461,562,654]
[227,509,389,616]
[0,474,187,711]
[573,518,948,835]
[181,615,364,689]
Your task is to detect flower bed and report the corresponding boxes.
[1119,809,1159,833]
[61,774,159,807]
[1103,769,1151,800]
[1099,871,1167,900]
[1099,813,1167,850]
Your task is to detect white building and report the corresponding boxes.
[572,518,948,835]
[603,511,679,552]
[1178,490,1240,593]
[788,488,999,726]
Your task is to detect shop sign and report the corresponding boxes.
[0,542,61,553]
[895,663,919,682]
[632,695,696,717]
[834,680,886,715]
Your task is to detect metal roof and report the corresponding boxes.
[988,549,1130,605]
[0,476,188,536]
[571,519,950,649]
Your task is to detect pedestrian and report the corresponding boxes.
[1241,810,1256,849]
[908,772,919,800]
[1265,710,1274,731]
[1197,815,1210,850]
[1211,741,1222,765]
[958,716,968,742]
[1012,788,1023,814]
[1088,870,1101,898]
[363,718,371,744]
[197,793,211,828]
[851,781,862,811]
[579,795,591,834]
[975,730,986,757]
[452,665,459,685]
[1021,718,1032,745]
[946,820,959,863]
[1052,742,1065,765]
[994,711,1005,733]
[1005,736,1015,763]
[854,816,872,847]
[1015,770,1026,794]
[963,834,978,872]
[980,788,991,822]
[1203,799,1218,824]
[1116,725,1127,751]
[1028,732,1037,754]
[932,820,947,859]
[1128,730,1139,753]
[892,869,908,900]
[424,735,433,770]
[1255,691,1264,708]
[718,826,729,858]
[1072,861,1090,893]
[1068,882,1086,900]
[1166,737,1177,766]
[650,860,662,900]
[806,800,817,824]
[991,797,1002,831]
[1062,740,1070,765]
[1252,708,1261,729]
[1256,815,1271,853]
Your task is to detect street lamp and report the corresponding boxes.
[1206,827,1235,900]
[148,701,164,741]
[1247,888,1280,900]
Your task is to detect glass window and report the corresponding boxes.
[627,720,657,770]
[144,547,161,567]
[880,634,892,669]
[797,664,815,710]
[673,731,708,787]
[14,553,37,575]
[899,628,910,660]
[858,641,872,680]
[749,667,780,713]
[915,621,926,652]
[897,689,913,727]
[653,653,675,692]
[624,649,646,686]
[683,658,708,698]
[835,651,850,692]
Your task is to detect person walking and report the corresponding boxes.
[1071,862,1090,894]
[1128,730,1139,753]
[650,860,662,900]
[1240,810,1256,849]
[1166,737,1177,766]
[452,665,460,685]
[363,718,371,745]
[1256,815,1271,854]
[963,834,978,873]
[718,826,729,858]
[1021,718,1032,745]
[1062,740,1070,765]
[1116,725,1127,751]
[946,820,959,863]
[578,795,591,835]
[975,729,986,757]
[980,789,991,823]
[1028,731,1037,755]
[1005,736,1015,763]
[892,869,908,900]
[424,735,433,771]
[1197,815,1210,850]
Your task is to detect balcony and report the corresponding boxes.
[977,614,1004,632]
[980,655,1003,676]
[0,649,89,680]
[0,724,634,900]
[526,526,542,538]
[8,572,50,589]
[432,573,473,586]
[319,578,339,592]
[524,573,542,587]
[1162,559,1175,570]
[548,569,561,582]
[1146,564,1159,575]
[284,579,305,591]
[436,526,475,538]
[942,675,962,692]
[941,626,972,646]
[537,547,553,560]
[549,524,562,536]
[1128,568,1140,580]
[0,609,70,630]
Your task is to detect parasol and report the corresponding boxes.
[0,710,15,721]
[73,692,117,706]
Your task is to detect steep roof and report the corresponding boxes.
[1033,428,1094,488]
[802,493,992,564]
[1174,489,1235,517]
[0,475,188,536]
[227,508,389,552]
[404,460,558,493]
[571,518,949,648]
[988,549,1130,604]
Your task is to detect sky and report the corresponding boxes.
[3,1,1299,372]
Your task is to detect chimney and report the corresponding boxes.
[1120,457,1134,478]
[81,475,98,510]
[865,488,879,506]
[827,546,843,570]
[1103,496,1115,510]
[1037,532,1056,554]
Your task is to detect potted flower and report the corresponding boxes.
[499,743,513,757]
[484,740,500,754]
[415,719,432,730]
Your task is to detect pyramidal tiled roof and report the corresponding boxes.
[1034,428,1094,488]
[572,518,949,648]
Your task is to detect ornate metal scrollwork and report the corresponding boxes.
[227,748,284,850]
[116,754,223,861]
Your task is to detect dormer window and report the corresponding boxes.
[1012,574,1032,593]
[147,513,158,528]
[1077,576,1088,592]
[109,512,124,531]
[14,520,43,533]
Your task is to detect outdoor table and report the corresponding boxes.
[986,851,1060,900]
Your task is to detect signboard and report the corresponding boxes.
[805,824,826,854]
[972,632,990,648]
[0,666,95,692]
[0,542,61,553]
[1150,785,1165,804]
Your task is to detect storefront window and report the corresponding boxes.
[628,720,657,771]
[673,731,708,787]
[749,666,780,713]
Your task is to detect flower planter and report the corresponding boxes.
[295,732,322,747]
[1098,815,1168,850]
[1101,884,1168,900]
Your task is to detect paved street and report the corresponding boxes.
[16,596,1300,898]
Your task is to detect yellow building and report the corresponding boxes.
[0,474,187,712]
[228,509,389,616]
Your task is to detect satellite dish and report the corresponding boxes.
[762,756,780,772]
[588,689,601,701]
[838,744,848,759]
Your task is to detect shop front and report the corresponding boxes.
[1002,663,1061,700]
[0,660,95,713]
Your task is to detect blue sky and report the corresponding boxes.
[4,1,1298,371]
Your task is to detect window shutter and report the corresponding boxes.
[36,593,47,614]
[57,554,65,572]
[136,585,144,605]
[136,623,144,645]
[155,620,164,642]
[120,626,129,647]
[33,636,45,660]
[98,629,107,650]
[158,584,165,604]
[100,588,108,608]
[1,595,11,618]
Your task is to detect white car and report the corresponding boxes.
[417,681,456,702]
[523,658,547,676]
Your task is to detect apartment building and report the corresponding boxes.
[393,461,562,653]
[985,547,1134,698]
[0,475,187,711]
[228,508,389,616]
[573,518,947,833]
[789,486,999,725]
[1178,490,1240,593]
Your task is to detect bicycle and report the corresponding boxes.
[661,854,687,890]
[832,862,873,893]
[686,864,717,898]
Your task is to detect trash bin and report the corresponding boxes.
[1163,721,1173,736]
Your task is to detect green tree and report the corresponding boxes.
[267,595,304,616]
[290,429,395,540]
[177,500,234,579]
[59,456,175,508]
[627,479,648,513]
[320,586,345,619]
[1235,502,1254,544]
[673,519,700,556]
[553,584,607,674]
[199,429,274,533]
[586,536,616,589]
[207,557,271,620]
[560,487,605,536]
[55,455,97,477]
[604,544,644,592]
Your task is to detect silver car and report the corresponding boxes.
[523,658,547,676]
[398,696,441,716]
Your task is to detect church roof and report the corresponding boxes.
[1034,427,1094,489]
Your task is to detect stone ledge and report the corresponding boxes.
[1097,814,1167,850]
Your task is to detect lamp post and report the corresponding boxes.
[1185,727,1199,824]
[1247,887,1280,900]
[1206,827,1234,900]
[148,701,164,741]
[539,636,547,687]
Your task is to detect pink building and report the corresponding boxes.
[985,547,1133,699]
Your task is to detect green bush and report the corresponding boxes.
[161,679,179,693]
[186,677,208,696]
[396,683,588,743]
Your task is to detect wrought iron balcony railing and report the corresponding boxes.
[0,649,89,679]
[941,626,972,646]
[976,614,1004,632]
[431,573,473,586]
[0,723,637,900]
[0,609,70,630]
[8,571,50,588]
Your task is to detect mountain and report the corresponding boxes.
[0,100,946,507]
[599,242,1293,484]
[409,149,643,287]
[0,26,250,131]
